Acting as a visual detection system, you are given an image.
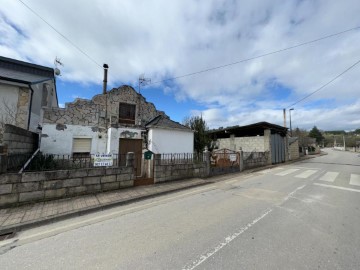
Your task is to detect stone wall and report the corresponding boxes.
[0,166,134,208]
[42,85,165,128]
[218,136,265,152]
[15,87,30,130]
[243,151,270,169]
[3,124,38,154]
[153,154,208,183]
[289,139,300,160]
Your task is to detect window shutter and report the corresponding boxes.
[72,138,91,153]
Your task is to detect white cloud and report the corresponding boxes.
[1,0,360,130]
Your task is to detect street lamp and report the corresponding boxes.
[289,108,294,136]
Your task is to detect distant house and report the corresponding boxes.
[208,122,288,164]
[0,56,58,142]
[146,115,193,154]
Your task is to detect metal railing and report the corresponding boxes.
[158,153,206,165]
[6,153,128,172]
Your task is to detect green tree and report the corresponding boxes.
[309,126,324,144]
[183,116,210,153]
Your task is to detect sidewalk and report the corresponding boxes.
[0,153,322,236]
[0,178,210,235]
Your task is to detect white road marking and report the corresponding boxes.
[350,174,360,186]
[181,209,273,270]
[314,183,360,193]
[319,172,339,182]
[182,184,306,270]
[275,168,300,176]
[295,170,317,179]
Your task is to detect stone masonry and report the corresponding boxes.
[42,85,166,128]
[0,166,135,208]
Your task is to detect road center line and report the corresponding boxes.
[182,184,306,270]
[182,208,273,270]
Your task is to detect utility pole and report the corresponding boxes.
[283,109,286,128]
[289,108,294,136]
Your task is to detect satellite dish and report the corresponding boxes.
[54,68,61,76]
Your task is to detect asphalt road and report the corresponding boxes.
[0,149,359,269]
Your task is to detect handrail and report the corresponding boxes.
[19,148,40,174]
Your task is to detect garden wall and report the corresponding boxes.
[0,166,134,208]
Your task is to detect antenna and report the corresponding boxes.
[54,57,63,76]
[138,74,151,94]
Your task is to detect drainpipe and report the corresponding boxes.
[27,84,35,130]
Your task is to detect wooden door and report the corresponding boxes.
[119,139,142,176]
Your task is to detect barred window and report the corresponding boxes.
[119,103,136,124]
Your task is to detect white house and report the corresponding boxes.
[146,115,194,154]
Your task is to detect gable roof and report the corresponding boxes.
[146,115,192,132]
[208,121,288,138]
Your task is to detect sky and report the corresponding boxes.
[1,0,360,131]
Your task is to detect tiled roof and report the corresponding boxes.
[146,115,192,131]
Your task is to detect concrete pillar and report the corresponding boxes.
[203,150,210,177]
[264,129,272,165]
[126,152,135,167]
[238,148,244,172]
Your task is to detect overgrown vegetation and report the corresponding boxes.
[183,116,211,153]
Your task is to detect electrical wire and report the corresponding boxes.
[17,0,102,68]
[150,26,360,85]
[286,58,360,108]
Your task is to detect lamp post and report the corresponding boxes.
[289,108,294,136]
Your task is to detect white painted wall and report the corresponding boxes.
[41,124,143,155]
[148,128,194,154]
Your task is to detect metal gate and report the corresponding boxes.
[271,134,285,164]
[210,149,240,176]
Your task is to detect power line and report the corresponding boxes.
[150,26,360,85]
[17,0,102,68]
[286,58,360,108]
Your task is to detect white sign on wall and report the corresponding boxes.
[229,154,237,162]
[94,154,113,167]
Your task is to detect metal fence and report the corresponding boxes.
[157,153,206,165]
[6,153,128,172]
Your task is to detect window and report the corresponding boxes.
[72,138,91,158]
[119,103,136,124]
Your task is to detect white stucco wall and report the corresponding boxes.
[148,128,194,154]
[40,124,143,155]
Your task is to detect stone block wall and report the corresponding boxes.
[153,153,209,183]
[289,140,300,160]
[0,167,134,208]
[243,151,270,169]
[218,136,265,152]
[3,124,38,154]
[154,162,208,183]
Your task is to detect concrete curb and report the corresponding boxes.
[0,180,211,235]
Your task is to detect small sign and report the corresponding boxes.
[94,154,113,167]
[229,154,237,162]
[144,150,153,160]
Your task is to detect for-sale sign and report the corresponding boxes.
[94,154,113,167]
